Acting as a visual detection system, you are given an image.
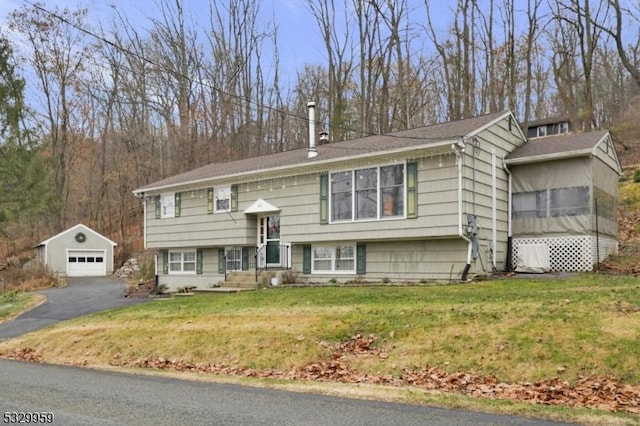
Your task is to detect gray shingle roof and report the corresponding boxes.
[506,130,608,161]
[135,111,509,193]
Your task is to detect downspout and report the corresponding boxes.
[142,194,147,250]
[502,160,513,271]
[491,149,497,271]
[454,140,473,281]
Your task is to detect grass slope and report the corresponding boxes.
[0,274,639,424]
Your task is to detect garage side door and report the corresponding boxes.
[67,250,107,277]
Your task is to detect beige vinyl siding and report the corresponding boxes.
[283,155,461,242]
[291,239,478,282]
[460,117,522,269]
[145,153,464,248]
[145,190,257,248]
[594,135,620,175]
[157,248,224,291]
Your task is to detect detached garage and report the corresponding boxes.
[35,224,117,277]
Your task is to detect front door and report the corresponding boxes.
[259,215,280,266]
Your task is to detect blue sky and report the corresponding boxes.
[0,0,328,80]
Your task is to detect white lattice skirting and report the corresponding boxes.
[512,235,618,272]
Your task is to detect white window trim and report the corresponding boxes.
[537,126,547,137]
[559,122,569,134]
[168,249,197,275]
[311,244,356,274]
[329,163,406,223]
[161,193,175,218]
[214,186,231,214]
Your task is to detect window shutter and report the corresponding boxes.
[162,250,168,274]
[356,244,367,274]
[196,249,203,274]
[303,245,311,274]
[207,188,214,213]
[155,195,161,219]
[230,184,238,212]
[406,162,418,218]
[218,248,225,274]
[175,192,181,217]
[319,174,329,224]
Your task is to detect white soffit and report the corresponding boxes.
[244,198,281,214]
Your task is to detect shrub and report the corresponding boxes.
[1,261,59,292]
[138,259,155,281]
[634,169,640,183]
[280,269,300,285]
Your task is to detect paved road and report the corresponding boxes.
[0,277,150,340]
[0,359,575,426]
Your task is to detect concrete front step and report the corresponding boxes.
[224,271,259,289]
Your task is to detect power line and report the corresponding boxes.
[18,0,452,143]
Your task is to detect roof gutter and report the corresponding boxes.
[504,149,592,166]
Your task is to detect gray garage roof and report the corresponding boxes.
[134,111,513,194]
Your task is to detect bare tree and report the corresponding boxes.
[425,0,478,120]
[205,0,278,159]
[554,0,606,130]
[9,4,91,232]
[593,0,640,90]
[308,0,355,140]
[521,0,545,130]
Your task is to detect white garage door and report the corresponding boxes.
[67,250,107,277]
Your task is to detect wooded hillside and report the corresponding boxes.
[1,0,640,264]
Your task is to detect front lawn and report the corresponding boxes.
[1,274,639,423]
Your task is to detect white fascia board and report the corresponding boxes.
[503,149,592,165]
[37,223,117,248]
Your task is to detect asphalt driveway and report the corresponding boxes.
[0,277,151,340]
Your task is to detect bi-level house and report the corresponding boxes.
[134,107,524,289]
[133,106,619,290]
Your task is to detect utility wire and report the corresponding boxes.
[19,0,459,143]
